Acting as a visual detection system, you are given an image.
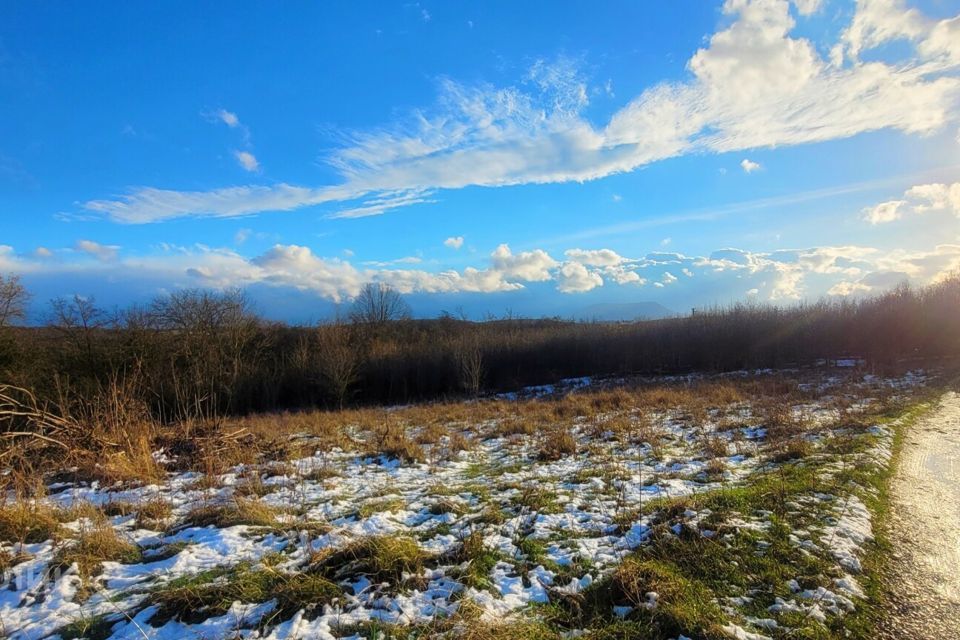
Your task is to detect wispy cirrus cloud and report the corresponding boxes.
[83,0,960,224]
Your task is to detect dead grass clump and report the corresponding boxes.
[630,415,666,459]
[135,498,173,529]
[703,436,728,459]
[589,414,631,440]
[703,459,727,481]
[368,422,424,463]
[52,522,141,583]
[460,620,560,640]
[587,388,634,413]
[445,430,473,456]
[312,535,430,584]
[538,426,577,461]
[415,421,447,445]
[357,496,407,518]
[302,465,342,482]
[694,382,744,407]
[635,386,697,411]
[499,415,537,437]
[767,438,814,463]
[0,501,61,544]
[548,395,592,420]
[582,558,723,636]
[88,435,165,485]
[182,498,281,529]
[759,402,804,441]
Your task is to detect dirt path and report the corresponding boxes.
[878,391,960,638]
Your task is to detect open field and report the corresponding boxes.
[0,366,941,639]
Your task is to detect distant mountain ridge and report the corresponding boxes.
[578,301,675,321]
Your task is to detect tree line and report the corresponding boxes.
[0,274,958,423]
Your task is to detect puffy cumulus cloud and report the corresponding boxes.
[251,245,364,301]
[490,244,558,281]
[82,1,960,224]
[863,182,960,223]
[604,267,645,285]
[444,236,464,249]
[863,199,907,224]
[4,238,960,308]
[839,0,960,65]
[828,280,872,296]
[557,261,604,293]
[564,248,627,266]
[75,239,120,262]
[741,158,761,173]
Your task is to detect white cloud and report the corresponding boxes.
[216,109,241,128]
[564,248,626,266]
[444,236,464,249]
[3,236,959,307]
[234,150,260,172]
[862,199,907,224]
[557,261,604,293]
[75,239,119,262]
[828,280,872,296]
[34,247,53,258]
[329,189,434,219]
[82,1,960,224]
[84,184,358,224]
[791,0,822,16]
[490,244,558,281]
[741,158,761,173]
[838,0,960,65]
[862,182,960,223]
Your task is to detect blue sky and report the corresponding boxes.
[1,0,959,322]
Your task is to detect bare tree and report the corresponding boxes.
[148,289,263,420]
[315,322,360,409]
[0,274,29,329]
[455,333,484,396]
[50,295,106,360]
[349,283,411,325]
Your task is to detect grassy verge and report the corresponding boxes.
[838,398,937,638]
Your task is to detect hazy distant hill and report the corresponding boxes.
[578,301,675,321]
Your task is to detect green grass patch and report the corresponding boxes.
[149,562,340,626]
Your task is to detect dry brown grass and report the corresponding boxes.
[0,500,61,544]
[703,436,728,459]
[538,425,577,461]
[311,534,430,584]
[367,420,424,463]
[51,521,141,592]
[183,498,282,530]
[767,437,814,463]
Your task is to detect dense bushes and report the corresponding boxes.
[0,276,958,421]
